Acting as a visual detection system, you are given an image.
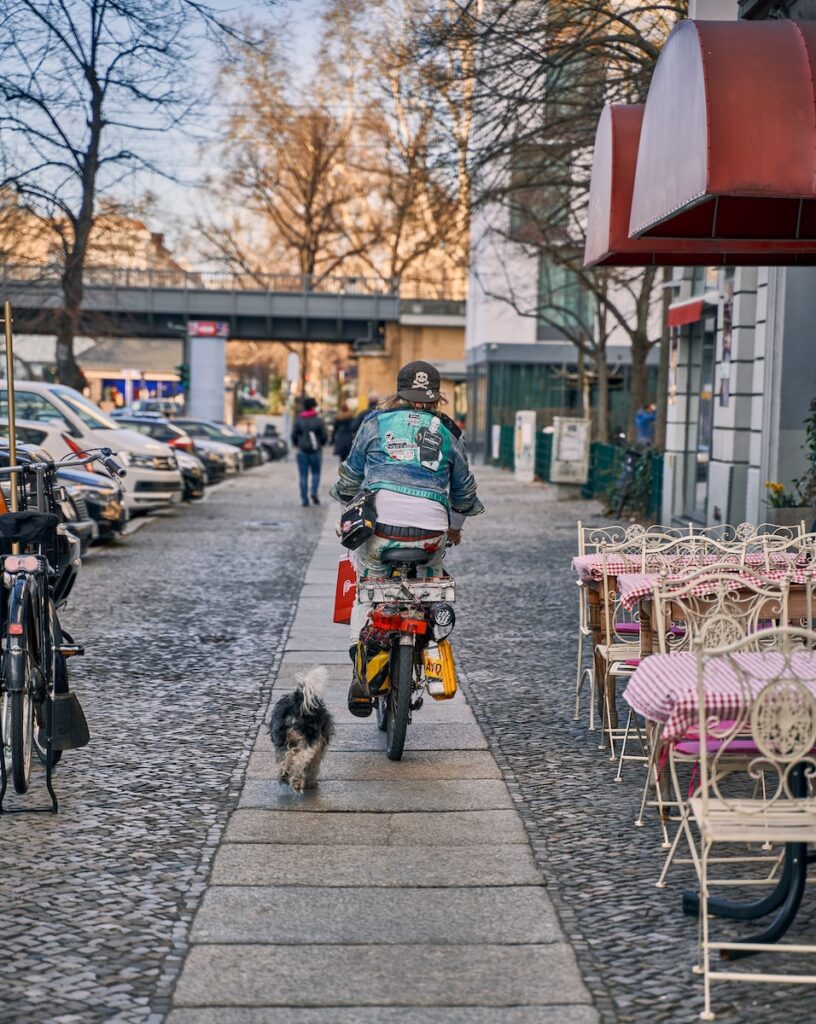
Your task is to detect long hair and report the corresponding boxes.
[377,391,449,412]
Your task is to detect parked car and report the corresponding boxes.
[0,382,183,512]
[189,437,242,476]
[0,442,95,561]
[258,423,289,462]
[237,396,268,414]
[174,418,262,468]
[57,466,127,543]
[125,398,183,417]
[174,449,206,500]
[111,413,195,452]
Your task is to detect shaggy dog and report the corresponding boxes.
[268,666,334,792]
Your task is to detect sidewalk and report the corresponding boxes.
[167,510,598,1022]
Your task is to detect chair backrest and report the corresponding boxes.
[696,626,816,825]
[653,563,794,654]
[599,544,643,651]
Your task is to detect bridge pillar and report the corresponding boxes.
[187,321,228,422]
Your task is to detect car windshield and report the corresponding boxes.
[179,420,223,438]
[53,387,117,429]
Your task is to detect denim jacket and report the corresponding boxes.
[330,408,484,517]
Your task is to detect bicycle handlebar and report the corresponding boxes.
[0,447,127,479]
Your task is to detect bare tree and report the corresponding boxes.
[203,2,473,299]
[431,0,684,440]
[0,0,269,388]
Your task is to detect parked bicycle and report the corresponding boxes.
[354,547,457,761]
[0,447,125,811]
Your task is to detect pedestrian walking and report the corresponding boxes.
[350,391,379,437]
[291,397,328,506]
[634,402,656,446]
[331,402,356,462]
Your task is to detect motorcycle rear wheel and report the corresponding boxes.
[386,643,413,761]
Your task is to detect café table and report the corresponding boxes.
[624,650,816,954]
[617,566,816,657]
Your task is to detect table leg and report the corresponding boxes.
[682,842,798,922]
[682,767,808,954]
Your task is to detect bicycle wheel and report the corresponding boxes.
[10,689,33,793]
[615,468,632,518]
[34,602,65,767]
[386,642,413,761]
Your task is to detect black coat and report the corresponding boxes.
[291,412,328,453]
[331,415,356,459]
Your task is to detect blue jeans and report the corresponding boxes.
[296,451,321,503]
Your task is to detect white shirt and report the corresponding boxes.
[375,489,464,532]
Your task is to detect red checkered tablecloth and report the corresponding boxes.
[623,650,816,740]
[572,551,807,585]
[616,565,816,612]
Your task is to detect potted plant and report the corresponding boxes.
[764,401,816,529]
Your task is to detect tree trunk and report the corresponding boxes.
[56,260,87,390]
[595,356,609,444]
[628,334,648,443]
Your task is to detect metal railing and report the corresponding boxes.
[0,263,399,297]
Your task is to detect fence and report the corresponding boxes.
[580,441,663,518]
[490,427,663,519]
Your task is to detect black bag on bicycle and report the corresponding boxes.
[339,490,377,550]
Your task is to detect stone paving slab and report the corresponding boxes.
[239,778,511,812]
[254,722,488,751]
[223,809,530,845]
[168,1008,601,1024]
[190,885,558,944]
[210,842,541,887]
[247,749,500,780]
[173,944,590,1008]
[327,697,477,724]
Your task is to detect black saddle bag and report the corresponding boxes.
[339,490,377,550]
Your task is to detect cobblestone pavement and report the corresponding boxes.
[451,467,814,1024]
[0,462,323,1024]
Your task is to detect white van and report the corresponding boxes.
[0,382,183,511]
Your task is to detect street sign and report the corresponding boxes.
[188,321,228,338]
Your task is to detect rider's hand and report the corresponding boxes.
[447,528,462,546]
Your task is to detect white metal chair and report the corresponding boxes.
[647,565,795,887]
[691,626,816,1020]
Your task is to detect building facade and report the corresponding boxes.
[661,0,816,526]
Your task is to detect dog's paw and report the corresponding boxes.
[278,769,290,784]
[290,776,305,794]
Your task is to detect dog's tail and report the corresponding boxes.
[297,665,329,712]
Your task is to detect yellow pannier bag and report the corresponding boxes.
[423,640,457,701]
[354,640,390,696]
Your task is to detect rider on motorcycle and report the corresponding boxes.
[330,360,484,716]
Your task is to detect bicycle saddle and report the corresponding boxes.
[380,547,433,566]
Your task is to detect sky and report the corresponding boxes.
[141,0,327,264]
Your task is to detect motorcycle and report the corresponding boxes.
[353,546,457,761]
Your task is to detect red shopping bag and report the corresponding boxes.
[333,555,357,624]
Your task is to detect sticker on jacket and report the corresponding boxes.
[381,411,444,471]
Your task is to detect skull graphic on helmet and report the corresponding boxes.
[412,371,430,388]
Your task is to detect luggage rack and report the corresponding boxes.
[358,575,455,606]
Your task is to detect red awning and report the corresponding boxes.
[629,20,816,243]
[667,299,706,327]
[584,102,816,267]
